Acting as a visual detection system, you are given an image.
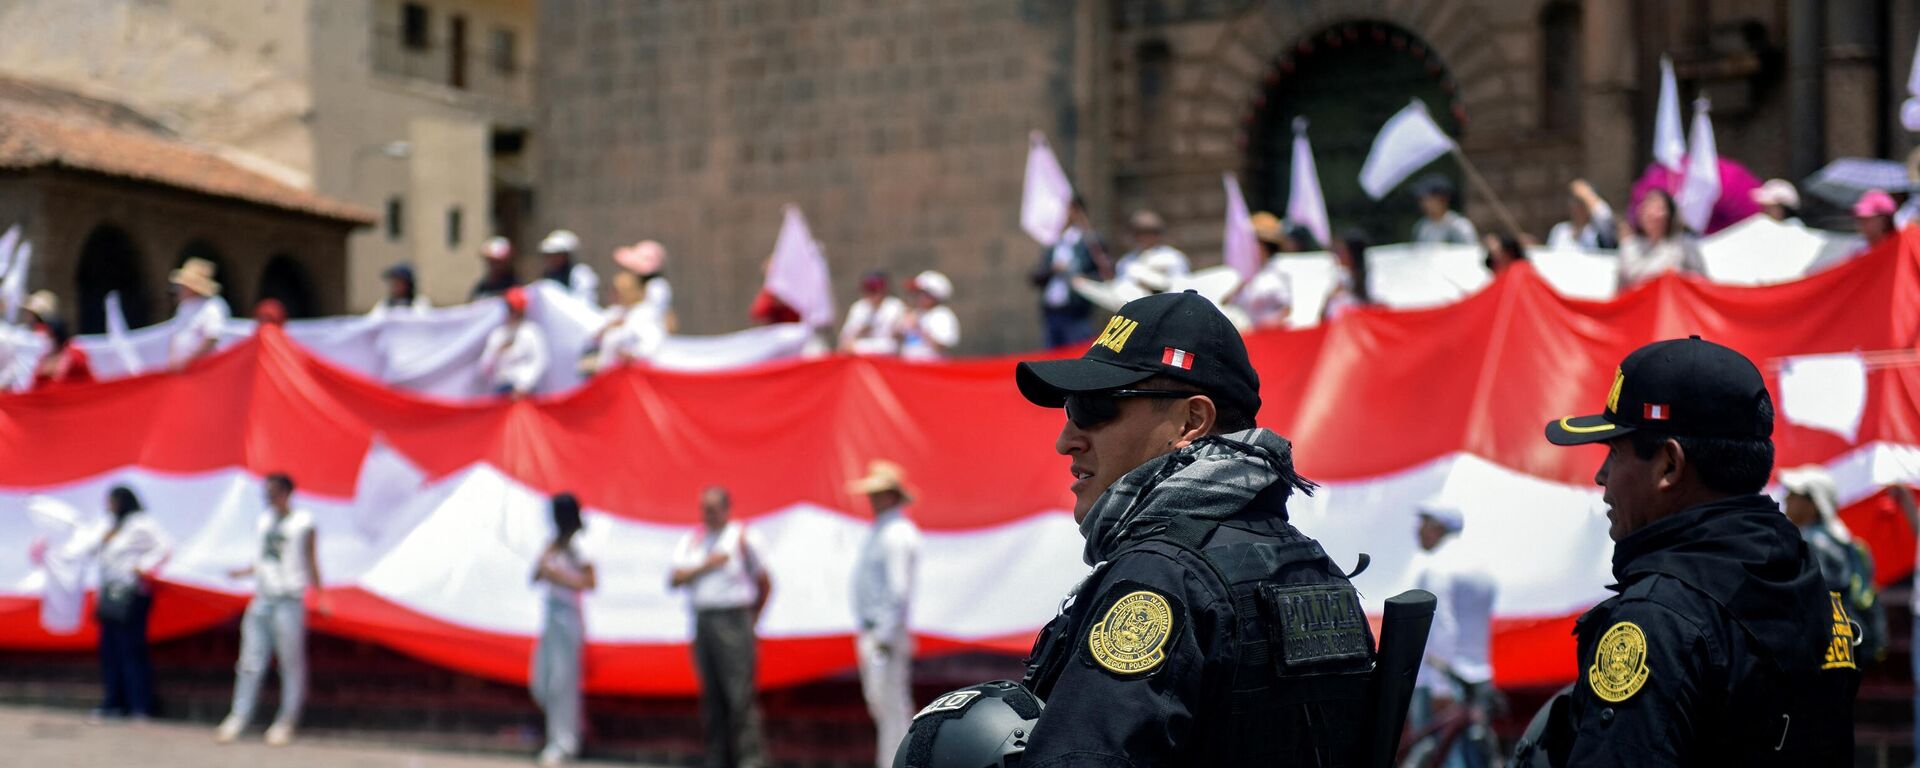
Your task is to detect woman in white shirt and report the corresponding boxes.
[1616,188,1703,288]
[530,493,595,767]
[588,272,665,373]
[73,486,171,720]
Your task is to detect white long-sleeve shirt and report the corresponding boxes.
[1412,540,1496,695]
[851,507,920,639]
[671,522,765,611]
[70,511,173,591]
[840,296,907,355]
[169,295,231,368]
[479,320,550,395]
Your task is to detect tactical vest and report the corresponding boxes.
[1025,490,1376,767]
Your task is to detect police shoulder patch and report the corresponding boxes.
[1587,621,1652,703]
[1087,586,1177,677]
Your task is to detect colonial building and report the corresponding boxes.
[539,0,1918,353]
[0,0,536,312]
[0,77,368,332]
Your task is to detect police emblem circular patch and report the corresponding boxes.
[1588,621,1651,703]
[1088,590,1174,675]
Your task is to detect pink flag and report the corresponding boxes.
[1222,173,1261,281]
[1021,131,1075,246]
[763,205,836,328]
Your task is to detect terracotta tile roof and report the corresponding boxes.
[0,77,374,225]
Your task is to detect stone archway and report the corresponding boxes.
[74,223,147,334]
[1246,21,1466,244]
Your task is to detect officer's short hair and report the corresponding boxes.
[1629,396,1775,495]
[1138,375,1256,434]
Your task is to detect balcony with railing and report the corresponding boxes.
[371,25,531,108]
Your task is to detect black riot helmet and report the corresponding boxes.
[894,680,1043,768]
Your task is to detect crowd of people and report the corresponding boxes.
[27,459,924,768]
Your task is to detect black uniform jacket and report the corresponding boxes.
[1547,494,1858,766]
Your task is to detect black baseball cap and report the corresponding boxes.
[1016,291,1261,417]
[1544,336,1773,446]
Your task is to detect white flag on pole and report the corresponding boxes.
[1903,31,1920,132]
[1020,130,1076,247]
[1222,173,1262,281]
[763,205,836,329]
[0,225,20,283]
[1675,97,1720,235]
[1286,118,1331,248]
[104,290,143,375]
[1359,99,1457,200]
[1,241,30,324]
[1654,55,1687,173]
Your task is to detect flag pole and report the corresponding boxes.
[1449,147,1526,240]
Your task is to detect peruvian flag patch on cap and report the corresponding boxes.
[1643,403,1670,421]
[1162,347,1195,370]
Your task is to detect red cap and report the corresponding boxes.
[504,286,528,314]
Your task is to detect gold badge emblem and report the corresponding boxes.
[1606,367,1625,414]
[1588,621,1651,703]
[1824,591,1858,670]
[1088,590,1174,675]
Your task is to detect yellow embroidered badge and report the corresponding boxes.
[1088,590,1173,675]
[1588,621,1651,703]
[1824,591,1858,670]
[1606,367,1625,414]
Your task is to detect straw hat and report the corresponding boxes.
[847,460,912,498]
[616,240,667,274]
[169,257,221,297]
[23,290,58,321]
[1250,212,1284,246]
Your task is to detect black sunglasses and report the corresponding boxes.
[1063,389,1193,430]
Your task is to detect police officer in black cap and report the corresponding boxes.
[1516,337,1858,766]
[997,291,1373,766]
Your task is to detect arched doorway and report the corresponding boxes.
[177,239,245,313]
[1247,22,1466,246]
[256,255,316,319]
[74,224,148,334]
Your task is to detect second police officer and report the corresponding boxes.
[1517,337,1858,765]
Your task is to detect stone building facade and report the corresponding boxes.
[0,78,369,332]
[535,0,1917,353]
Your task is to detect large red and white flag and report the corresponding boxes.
[4,231,1920,695]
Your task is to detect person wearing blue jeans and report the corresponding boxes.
[75,485,172,721]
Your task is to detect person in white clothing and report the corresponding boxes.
[840,271,907,356]
[369,264,431,317]
[1111,210,1190,283]
[540,230,600,308]
[670,487,771,768]
[615,240,677,335]
[1237,212,1297,329]
[30,486,173,720]
[530,492,596,767]
[1616,188,1703,288]
[1546,179,1618,252]
[846,460,922,768]
[168,257,231,371]
[896,271,958,361]
[479,287,549,398]
[1407,501,1496,766]
[217,473,328,746]
[588,271,665,373]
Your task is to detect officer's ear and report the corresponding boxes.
[1171,395,1216,449]
[1655,437,1687,491]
